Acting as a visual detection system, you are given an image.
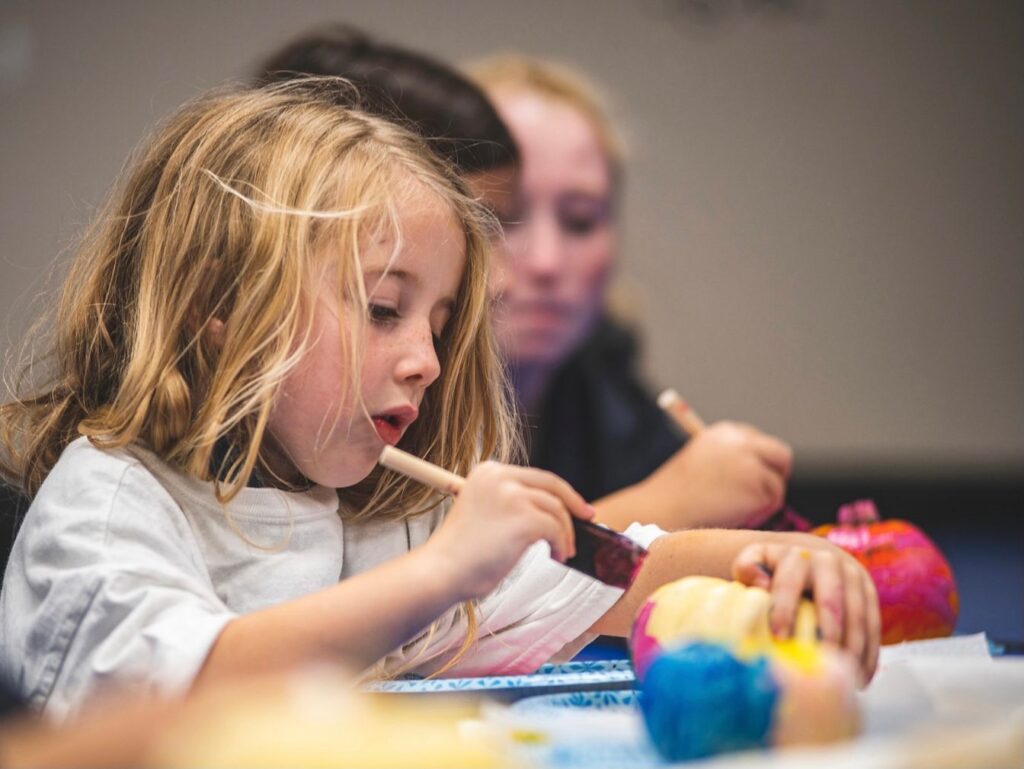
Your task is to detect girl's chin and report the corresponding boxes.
[309,456,378,489]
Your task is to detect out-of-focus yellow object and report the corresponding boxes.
[150,667,506,769]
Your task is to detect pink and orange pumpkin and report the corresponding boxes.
[813,499,958,644]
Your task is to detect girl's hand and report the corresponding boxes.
[732,541,881,685]
[643,421,792,529]
[427,462,596,601]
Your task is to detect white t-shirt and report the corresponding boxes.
[0,437,664,719]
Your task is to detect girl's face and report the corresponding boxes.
[488,90,617,370]
[267,191,466,488]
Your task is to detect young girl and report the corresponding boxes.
[0,79,878,720]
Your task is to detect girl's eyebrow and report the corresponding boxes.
[365,269,456,311]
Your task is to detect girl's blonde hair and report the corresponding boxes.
[467,53,626,186]
[0,78,518,527]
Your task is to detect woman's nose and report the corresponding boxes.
[518,212,564,282]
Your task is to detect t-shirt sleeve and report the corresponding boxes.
[0,451,236,720]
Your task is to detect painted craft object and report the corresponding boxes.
[629,576,859,762]
[630,575,817,682]
[813,499,958,644]
[639,639,859,761]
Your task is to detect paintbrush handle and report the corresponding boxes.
[379,445,465,495]
[657,388,707,436]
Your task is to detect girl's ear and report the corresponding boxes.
[204,318,227,348]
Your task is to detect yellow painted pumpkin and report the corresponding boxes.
[631,577,859,762]
[630,576,817,680]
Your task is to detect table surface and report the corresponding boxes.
[374,634,1024,768]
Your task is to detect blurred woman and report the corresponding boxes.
[471,55,795,530]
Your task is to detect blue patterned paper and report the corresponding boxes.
[511,689,639,712]
[363,659,636,701]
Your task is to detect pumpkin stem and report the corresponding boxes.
[837,499,880,525]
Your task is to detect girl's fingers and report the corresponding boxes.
[511,492,569,562]
[522,487,576,560]
[863,575,882,682]
[535,513,570,563]
[840,560,867,671]
[842,558,881,684]
[731,543,773,590]
[809,551,845,646]
[736,543,817,638]
[767,548,813,638]
[735,542,882,685]
[508,466,595,522]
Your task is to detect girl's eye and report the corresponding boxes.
[369,304,400,324]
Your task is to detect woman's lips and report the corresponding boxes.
[509,301,577,334]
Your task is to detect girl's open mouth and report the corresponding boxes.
[371,406,417,446]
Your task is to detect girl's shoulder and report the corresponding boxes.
[32,436,180,522]
[43,438,339,525]
[43,436,156,498]
[14,437,194,560]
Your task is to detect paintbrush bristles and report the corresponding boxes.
[657,388,708,437]
[378,445,465,495]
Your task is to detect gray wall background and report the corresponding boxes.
[1,0,1022,477]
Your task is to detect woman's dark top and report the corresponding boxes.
[525,316,685,503]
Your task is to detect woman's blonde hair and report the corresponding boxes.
[0,78,518,525]
[467,53,626,186]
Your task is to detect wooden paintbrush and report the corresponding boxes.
[378,445,648,589]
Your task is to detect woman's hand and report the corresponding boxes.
[641,421,793,529]
[427,462,596,601]
[732,540,881,685]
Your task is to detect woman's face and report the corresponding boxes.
[486,90,617,370]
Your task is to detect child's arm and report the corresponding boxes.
[196,461,595,685]
[588,529,880,683]
[195,545,465,684]
[593,422,793,531]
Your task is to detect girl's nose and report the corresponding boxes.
[395,324,441,388]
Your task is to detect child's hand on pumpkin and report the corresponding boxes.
[732,541,881,685]
[428,461,596,602]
